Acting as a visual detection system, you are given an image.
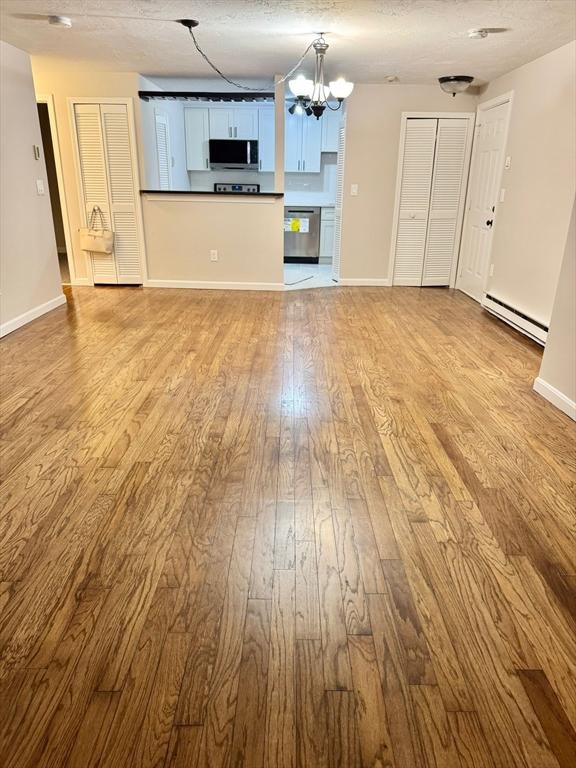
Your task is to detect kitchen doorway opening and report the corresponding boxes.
[36,97,73,285]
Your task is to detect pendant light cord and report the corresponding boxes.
[187,27,315,91]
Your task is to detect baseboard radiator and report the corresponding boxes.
[482,294,548,345]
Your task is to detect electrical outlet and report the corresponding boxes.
[210,249,218,262]
[350,184,359,196]
[489,263,495,277]
[36,179,45,195]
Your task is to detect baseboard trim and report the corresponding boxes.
[0,294,67,338]
[71,277,92,286]
[145,279,284,291]
[533,377,576,421]
[338,278,391,287]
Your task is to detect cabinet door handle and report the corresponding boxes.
[234,127,238,137]
[297,160,300,171]
[228,126,232,138]
[205,157,209,169]
[303,159,306,171]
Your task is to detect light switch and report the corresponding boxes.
[36,179,45,195]
[210,249,218,262]
[350,184,359,196]
[504,156,511,170]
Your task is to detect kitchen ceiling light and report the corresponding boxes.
[48,15,72,28]
[468,28,489,39]
[288,75,314,99]
[438,75,474,96]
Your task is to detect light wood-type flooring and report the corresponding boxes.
[1,285,575,768]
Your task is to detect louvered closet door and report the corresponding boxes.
[422,119,470,286]
[74,104,117,284]
[332,122,346,281]
[101,104,142,284]
[393,119,437,285]
[154,113,172,190]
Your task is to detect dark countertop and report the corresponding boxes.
[140,190,284,197]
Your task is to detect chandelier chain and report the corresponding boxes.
[187,28,318,91]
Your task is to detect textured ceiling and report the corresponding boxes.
[1,0,575,85]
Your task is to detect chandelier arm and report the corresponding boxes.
[187,27,314,91]
[323,100,342,111]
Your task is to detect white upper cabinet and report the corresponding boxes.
[209,108,232,139]
[284,115,302,172]
[208,106,259,139]
[285,114,322,173]
[258,106,275,172]
[233,108,258,139]
[184,102,271,172]
[321,108,341,152]
[301,117,322,172]
[185,107,210,171]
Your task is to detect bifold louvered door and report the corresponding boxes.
[332,122,346,281]
[392,117,472,286]
[154,113,172,190]
[74,103,143,285]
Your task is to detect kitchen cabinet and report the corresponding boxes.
[258,106,275,172]
[284,115,322,173]
[320,207,335,263]
[209,107,259,139]
[321,108,341,152]
[184,107,210,171]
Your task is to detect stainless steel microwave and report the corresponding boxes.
[209,139,259,170]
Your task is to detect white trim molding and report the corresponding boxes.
[0,294,67,337]
[338,278,390,286]
[533,377,576,421]
[144,279,284,291]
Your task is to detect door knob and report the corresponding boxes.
[486,219,493,227]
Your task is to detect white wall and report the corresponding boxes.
[339,85,477,282]
[534,199,576,419]
[480,41,576,326]
[142,194,284,288]
[0,41,64,336]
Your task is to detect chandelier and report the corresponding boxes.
[288,36,354,119]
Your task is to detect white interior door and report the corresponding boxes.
[422,118,473,286]
[457,99,512,301]
[154,112,172,191]
[392,118,437,285]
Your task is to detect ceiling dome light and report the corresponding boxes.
[288,75,314,99]
[329,78,354,100]
[468,28,489,39]
[48,15,72,28]
[438,75,474,96]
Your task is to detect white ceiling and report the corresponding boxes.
[1,0,575,85]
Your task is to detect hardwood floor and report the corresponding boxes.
[1,284,575,768]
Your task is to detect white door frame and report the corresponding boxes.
[387,111,476,287]
[36,94,76,284]
[67,96,148,285]
[455,91,514,297]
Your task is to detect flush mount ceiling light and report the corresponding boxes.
[468,28,489,39]
[438,75,474,96]
[48,15,72,28]
[176,21,353,120]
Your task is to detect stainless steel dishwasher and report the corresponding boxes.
[284,207,321,263]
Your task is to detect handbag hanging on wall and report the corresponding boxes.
[79,206,114,254]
